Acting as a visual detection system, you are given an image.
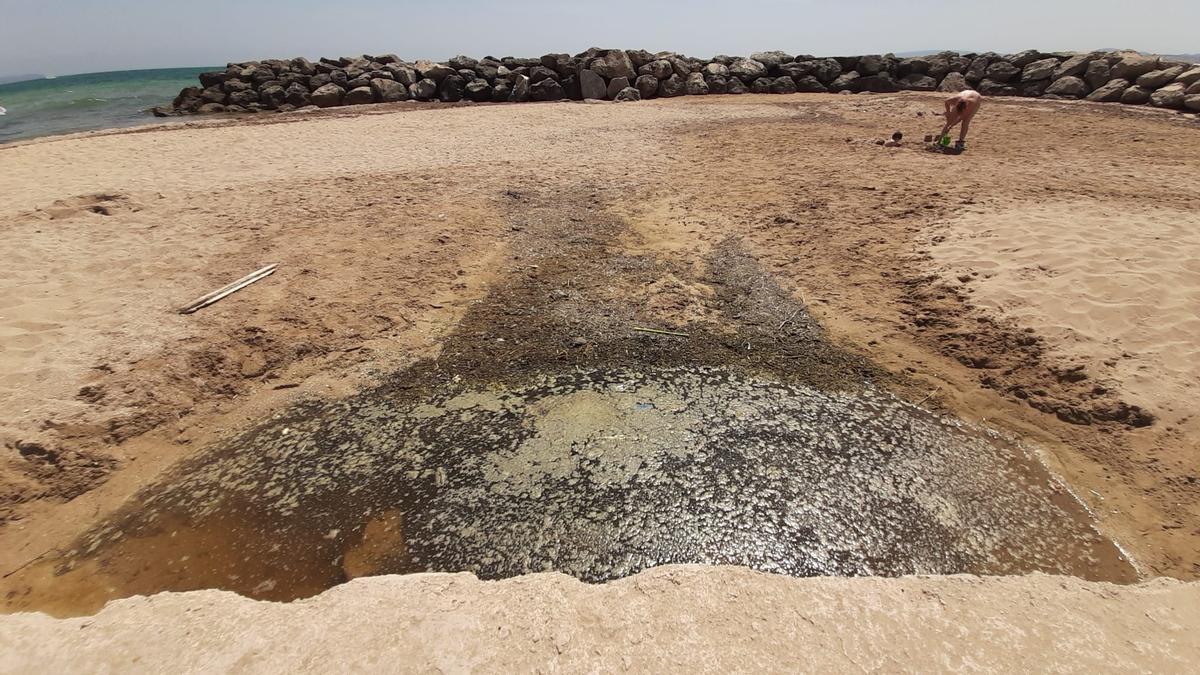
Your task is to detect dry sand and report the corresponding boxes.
[1,94,1198,607]
[2,566,1198,673]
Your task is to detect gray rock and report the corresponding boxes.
[464,79,491,102]
[751,51,794,72]
[1137,66,1185,90]
[1084,61,1112,90]
[640,60,674,80]
[197,103,226,114]
[199,71,228,88]
[1190,80,1200,95]
[1120,85,1152,104]
[438,75,465,102]
[937,72,969,93]
[528,66,557,84]
[1110,54,1159,81]
[530,77,564,101]
[703,63,730,79]
[669,57,695,78]
[311,83,345,107]
[227,89,259,107]
[857,54,886,75]
[606,76,631,100]
[1176,67,1200,86]
[285,82,312,107]
[200,86,227,104]
[726,77,747,94]
[1021,58,1060,81]
[448,54,478,70]
[985,61,1020,82]
[850,74,898,93]
[635,75,659,99]
[415,61,456,83]
[580,70,606,100]
[808,58,843,85]
[965,56,990,83]
[1053,53,1097,79]
[770,76,798,94]
[1045,76,1088,98]
[540,53,570,74]
[409,79,437,101]
[730,58,768,82]
[1184,94,1200,112]
[308,73,332,91]
[627,49,655,68]
[1085,79,1130,103]
[1008,50,1043,68]
[706,76,728,94]
[589,50,636,80]
[614,86,641,102]
[749,77,773,94]
[898,74,938,91]
[684,72,709,95]
[222,78,252,93]
[793,76,827,93]
[658,74,686,97]
[830,71,860,91]
[344,86,376,105]
[491,81,512,102]
[387,65,419,87]
[1020,80,1050,97]
[978,79,1018,96]
[926,54,953,79]
[370,78,408,102]
[1149,82,1187,109]
[561,74,581,100]
[898,56,931,76]
[345,75,372,90]
[508,74,530,102]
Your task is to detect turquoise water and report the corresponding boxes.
[0,68,213,144]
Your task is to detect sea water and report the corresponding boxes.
[0,68,213,144]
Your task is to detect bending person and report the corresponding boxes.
[938,89,982,150]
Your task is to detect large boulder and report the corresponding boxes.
[415,61,456,83]
[614,86,641,102]
[371,78,408,102]
[770,76,797,94]
[1053,53,1097,79]
[750,50,794,72]
[508,74,530,102]
[1085,79,1130,103]
[706,76,728,94]
[750,77,773,94]
[1184,94,1200,112]
[729,58,768,82]
[1176,67,1200,86]
[965,56,990,83]
[1008,50,1043,68]
[200,85,227,104]
[528,66,558,84]
[807,58,843,85]
[438,75,465,102]
[1084,61,1112,90]
[850,74,898,93]
[830,71,860,91]
[926,54,954,79]
[1021,58,1060,81]
[491,81,512,102]
[793,76,827,93]
[1044,76,1088,98]
[639,60,673,80]
[703,63,730,79]
[464,79,491,102]
[580,69,606,99]
[606,76,631,99]
[857,54,887,75]
[985,61,1020,82]
[448,54,478,70]
[409,78,437,101]
[726,77,747,94]
[1120,85,1152,104]
[658,74,686,97]
[898,74,937,91]
[978,79,1017,96]
[937,72,969,92]
[227,89,260,107]
[530,77,564,101]
[588,50,636,80]
[1110,54,1159,81]
[284,82,311,107]
[1190,80,1200,95]
[387,64,419,87]
[635,75,659,99]
[685,72,710,95]
[222,78,252,93]
[344,86,375,105]
[198,71,228,88]
[898,56,931,76]
[197,103,226,114]
[1149,82,1187,109]
[1020,80,1050,97]
[561,74,581,100]
[1137,66,1186,90]
[669,57,695,78]
[310,83,345,107]
[627,49,655,68]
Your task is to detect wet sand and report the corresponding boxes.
[1,94,1198,606]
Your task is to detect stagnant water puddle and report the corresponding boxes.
[3,366,1134,615]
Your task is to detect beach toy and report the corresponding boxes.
[939,135,952,147]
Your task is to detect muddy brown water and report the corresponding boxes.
[0,186,1137,616]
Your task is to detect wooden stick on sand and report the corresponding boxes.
[179,264,278,314]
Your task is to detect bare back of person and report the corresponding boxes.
[939,89,982,148]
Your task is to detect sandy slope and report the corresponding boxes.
[2,566,1198,673]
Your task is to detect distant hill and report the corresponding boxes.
[1163,53,1200,63]
[0,74,45,85]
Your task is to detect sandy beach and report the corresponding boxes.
[1,93,1199,605]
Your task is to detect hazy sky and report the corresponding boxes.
[1,0,1197,76]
